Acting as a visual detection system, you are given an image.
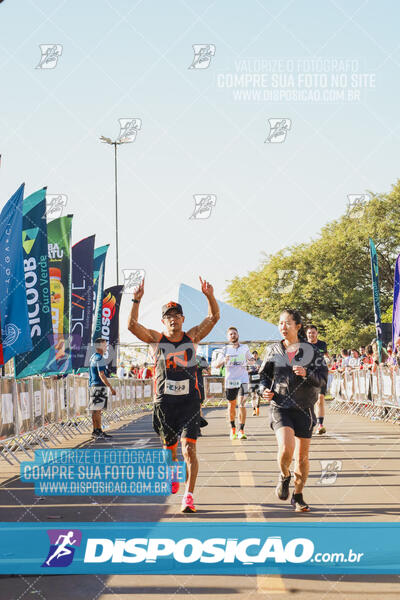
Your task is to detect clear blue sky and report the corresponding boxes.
[1,0,400,341]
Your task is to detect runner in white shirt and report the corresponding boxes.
[212,327,254,440]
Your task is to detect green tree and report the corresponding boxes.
[226,181,400,351]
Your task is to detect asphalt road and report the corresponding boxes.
[0,402,399,599]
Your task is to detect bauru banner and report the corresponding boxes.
[15,187,56,378]
[47,215,73,373]
[71,235,95,370]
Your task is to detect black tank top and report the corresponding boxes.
[154,332,199,403]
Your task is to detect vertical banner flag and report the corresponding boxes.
[91,245,109,344]
[0,184,33,363]
[15,188,56,377]
[392,254,400,345]
[100,285,123,374]
[47,215,73,373]
[369,238,383,362]
[0,320,4,366]
[71,235,95,370]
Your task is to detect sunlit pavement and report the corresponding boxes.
[1,403,400,599]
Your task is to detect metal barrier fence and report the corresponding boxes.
[329,367,400,424]
[0,376,154,465]
[0,375,256,464]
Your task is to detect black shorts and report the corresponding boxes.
[270,405,316,439]
[320,383,327,396]
[226,383,249,401]
[153,400,200,447]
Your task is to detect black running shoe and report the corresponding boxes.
[97,430,112,439]
[91,429,101,437]
[276,473,291,500]
[291,493,310,512]
[199,417,208,428]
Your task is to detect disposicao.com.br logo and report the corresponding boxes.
[82,535,363,566]
[42,529,82,567]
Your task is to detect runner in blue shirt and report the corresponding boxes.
[88,338,116,438]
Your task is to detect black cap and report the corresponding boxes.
[161,301,183,317]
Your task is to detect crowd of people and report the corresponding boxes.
[326,339,400,372]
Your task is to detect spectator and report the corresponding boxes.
[339,349,350,370]
[394,338,400,367]
[139,362,152,379]
[385,342,397,367]
[117,363,126,378]
[128,363,138,378]
[348,349,360,369]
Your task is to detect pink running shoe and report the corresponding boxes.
[171,481,180,494]
[170,461,180,494]
[181,492,196,513]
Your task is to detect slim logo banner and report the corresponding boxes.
[91,245,109,344]
[0,183,33,363]
[392,253,400,345]
[71,235,95,370]
[369,238,383,361]
[99,285,123,373]
[0,522,399,574]
[15,188,56,377]
[47,215,73,373]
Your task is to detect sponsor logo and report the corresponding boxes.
[123,269,145,294]
[2,323,21,347]
[36,44,63,69]
[189,194,217,220]
[22,228,39,254]
[165,350,189,369]
[46,194,68,220]
[117,118,142,143]
[84,535,314,564]
[347,193,369,218]
[42,529,82,567]
[275,269,298,293]
[189,44,216,69]
[48,243,64,260]
[24,256,49,339]
[265,118,291,143]
[318,460,342,485]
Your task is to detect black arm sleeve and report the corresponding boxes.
[306,348,328,388]
[258,348,275,388]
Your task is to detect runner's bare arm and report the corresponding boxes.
[127,280,161,343]
[187,277,220,343]
[211,350,225,368]
[99,370,115,393]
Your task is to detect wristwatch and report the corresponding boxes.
[132,299,140,304]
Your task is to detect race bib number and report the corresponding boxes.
[165,379,189,395]
[225,379,241,389]
[250,374,260,381]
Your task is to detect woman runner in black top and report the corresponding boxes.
[128,277,219,514]
[259,309,327,512]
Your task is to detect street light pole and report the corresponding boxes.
[114,141,119,286]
